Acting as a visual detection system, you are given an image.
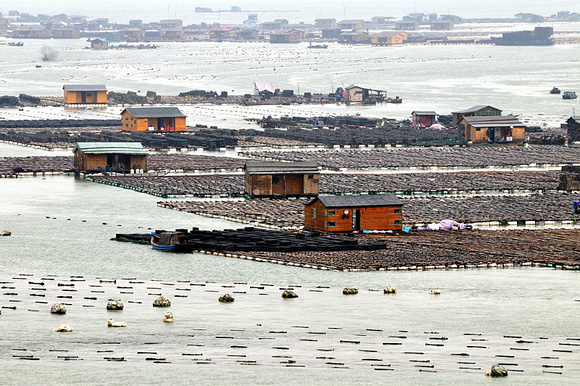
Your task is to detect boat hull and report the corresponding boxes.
[151,235,195,253]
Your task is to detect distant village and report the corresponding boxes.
[1,8,580,46]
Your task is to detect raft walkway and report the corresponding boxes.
[88,171,561,198]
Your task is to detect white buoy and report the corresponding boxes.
[107,319,127,327]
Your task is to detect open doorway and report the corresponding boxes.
[352,209,360,231]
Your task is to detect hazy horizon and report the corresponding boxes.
[2,0,580,24]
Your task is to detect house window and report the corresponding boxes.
[308,174,314,179]
[476,127,481,131]
[312,208,316,218]
[327,222,336,227]
[394,220,402,225]
[86,93,92,96]
[328,211,336,216]
[394,208,402,214]
[272,176,280,185]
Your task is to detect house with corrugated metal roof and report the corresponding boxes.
[452,105,501,127]
[63,84,107,104]
[72,142,148,173]
[458,115,525,143]
[244,161,319,197]
[120,107,187,132]
[305,194,403,232]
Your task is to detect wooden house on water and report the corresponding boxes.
[452,105,501,127]
[63,84,107,104]
[120,107,187,132]
[371,31,407,46]
[459,115,525,143]
[90,39,109,50]
[430,20,455,30]
[395,21,419,30]
[344,85,386,104]
[244,161,319,198]
[73,142,148,174]
[411,111,438,127]
[338,20,365,30]
[305,194,403,232]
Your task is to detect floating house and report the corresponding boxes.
[558,165,580,190]
[90,39,109,50]
[12,26,51,39]
[270,30,300,44]
[159,19,183,29]
[458,115,525,143]
[565,116,580,142]
[119,28,145,40]
[396,21,419,30]
[305,195,403,232]
[338,30,369,44]
[315,18,337,28]
[430,20,454,30]
[237,28,259,40]
[371,31,407,45]
[452,105,501,127]
[244,161,319,198]
[63,84,107,104]
[321,27,341,39]
[344,85,386,104]
[411,111,438,127]
[120,107,187,132]
[51,27,80,39]
[73,142,148,173]
[338,20,365,30]
[210,27,236,40]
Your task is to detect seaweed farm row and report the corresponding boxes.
[4,145,580,177]
[0,154,246,177]
[1,274,578,376]
[89,171,562,198]
[241,145,580,170]
[159,193,580,228]
[254,125,460,146]
[242,229,580,269]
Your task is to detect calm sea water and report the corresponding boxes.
[1,170,579,384]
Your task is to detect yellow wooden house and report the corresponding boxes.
[120,107,187,132]
[371,31,408,45]
[63,85,107,104]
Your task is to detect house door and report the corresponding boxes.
[81,92,87,103]
[158,118,164,130]
[488,127,495,142]
[352,209,360,231]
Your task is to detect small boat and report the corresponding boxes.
[563,91,577,100]
[8,42,24,47]
[550,87,560,94]
[308,42,328,49]
[151,230,195,253]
